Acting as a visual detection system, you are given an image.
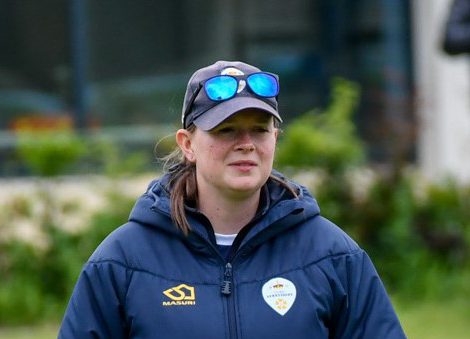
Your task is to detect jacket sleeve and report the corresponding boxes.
[330,250,407,339]
[58,261,131,339]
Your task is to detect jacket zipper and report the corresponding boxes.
[188,229,238,338]
[221,262,237,339]
[176,222,245,339]
[221,262,233,295]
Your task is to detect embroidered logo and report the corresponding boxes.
[221,67,244,76]
[221,67,246,93]
[162,284,196,306]
[262,277,296,316]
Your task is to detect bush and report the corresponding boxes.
[16,131,86,177]
[15,130,151,177]
[315,169,470,300]
[0,189,135,325]
[276,77,364,173]
[82,136,149,177]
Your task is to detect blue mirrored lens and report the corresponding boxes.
[247,73,279,97]
[204,76,238,101]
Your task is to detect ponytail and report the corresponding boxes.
[161,148,198,236]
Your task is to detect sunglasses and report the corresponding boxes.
[183,72,279,127]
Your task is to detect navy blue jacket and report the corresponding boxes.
[59,174,406,338]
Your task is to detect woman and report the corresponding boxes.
[59,61,406,338]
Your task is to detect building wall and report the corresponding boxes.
[412,0,470,183]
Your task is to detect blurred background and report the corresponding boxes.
[0,0,469,338]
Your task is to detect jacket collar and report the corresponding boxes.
[128,171,320,254]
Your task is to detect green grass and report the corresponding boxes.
[394,298,470,339]
[0,323,58,339]
[0,298,469,338]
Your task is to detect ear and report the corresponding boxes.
[176,129,195,162]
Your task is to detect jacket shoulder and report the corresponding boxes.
[87,221,148,267]
[298,214,361,262]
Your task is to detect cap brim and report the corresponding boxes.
[193,96,282,131]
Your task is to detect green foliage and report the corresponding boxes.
[16,131,150,177]
[84,137,149,177]
[0,191,135,325]
[414,180,470,262]
[276,77,364,173]
[16,131,86,177]
[0,242,43,324]
[313,168,470,300]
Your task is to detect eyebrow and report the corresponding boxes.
[237,114,273,123]
[218,120,272,129]
[253,116,272,123]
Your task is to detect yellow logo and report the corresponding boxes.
[162,284,196,306]
[275,298,288,311]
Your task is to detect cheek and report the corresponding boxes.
[261,141,276,158]
[208,144,219,157]
[205,143,226,161]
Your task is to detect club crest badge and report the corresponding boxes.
[262,277,296,316]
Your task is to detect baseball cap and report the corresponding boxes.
[181,60,282,131]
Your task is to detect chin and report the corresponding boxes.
[227,178,264,194]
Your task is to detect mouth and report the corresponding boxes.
[229,160,257,166]
[228,160,257,171]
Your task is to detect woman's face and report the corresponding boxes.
[179,109,278,200]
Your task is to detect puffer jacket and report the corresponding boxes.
[58,173,406,338]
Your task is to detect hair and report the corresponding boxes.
[159,122,298,236]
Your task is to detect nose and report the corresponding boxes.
[235,130,255,152]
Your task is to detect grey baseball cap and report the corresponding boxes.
[181,60,282,131]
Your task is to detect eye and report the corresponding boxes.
[213,126,235,134]
[220,127,234,133]
[253,126,270,133]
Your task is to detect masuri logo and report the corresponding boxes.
[162,284,196,306]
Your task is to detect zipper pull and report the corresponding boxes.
[221,262,233,295]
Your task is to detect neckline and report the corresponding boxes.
[214,232,238,246]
